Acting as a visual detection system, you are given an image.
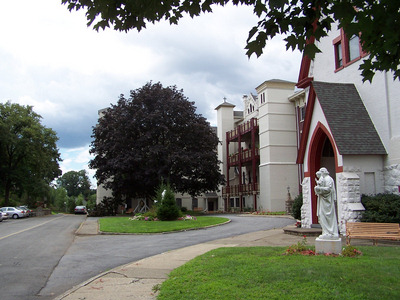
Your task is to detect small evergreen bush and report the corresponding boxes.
[291,193,303,220]
[361,193,400,223]
[156,184,182,221]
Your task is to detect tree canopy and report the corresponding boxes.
[62,0,400,82]
[0,102,62,205]
[57,169,92,198]
[90,82,224,202]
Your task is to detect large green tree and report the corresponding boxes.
[57,169,92,198]
[48,186,69,211]
[0,102,62,205]
[90,82,224,203]
[62,0,400,82]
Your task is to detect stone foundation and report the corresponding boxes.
[384,164,400,194]
[337,172,364,234]
[301,177,311,228]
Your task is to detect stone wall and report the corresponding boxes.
[35,207,52,216]
[301,177,312,228]
[336,172,364,234]
[383,164,400,194]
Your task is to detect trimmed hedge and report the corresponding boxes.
[361,193,400,223]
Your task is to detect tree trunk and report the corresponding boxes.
[4,179,11,206]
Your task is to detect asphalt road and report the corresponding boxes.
[0,214,85,300]
[0,214,295,300]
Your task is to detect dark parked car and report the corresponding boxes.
[74,206,87,214]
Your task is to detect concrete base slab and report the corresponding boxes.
[315,237,342,254]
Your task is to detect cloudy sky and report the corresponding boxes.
[0,0,302,186]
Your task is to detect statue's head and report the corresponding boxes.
[319,167,329,175]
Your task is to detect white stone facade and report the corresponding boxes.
[383,164,400,194]
[296,21,399,233]
[301,177,311,227]
[336,172,364,234]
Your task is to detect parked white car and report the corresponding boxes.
[0,207,26,219]
[1,211,9,221]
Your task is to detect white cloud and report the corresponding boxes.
[1,0,302,184]
[59,146,96,187]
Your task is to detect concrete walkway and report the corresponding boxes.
[56,218,310,300]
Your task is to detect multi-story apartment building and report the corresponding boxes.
[215,80,299,213]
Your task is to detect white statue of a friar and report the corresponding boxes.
[314,167,339,239]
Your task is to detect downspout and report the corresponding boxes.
[384,71,392,139]
[251,118,257,211]
[226,132,230,212]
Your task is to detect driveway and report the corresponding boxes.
[40,214,295,299]
[0,214,295,299]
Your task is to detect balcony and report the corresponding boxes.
[228,148,260,166]
[227,118,258,142]
[222,183,259,197]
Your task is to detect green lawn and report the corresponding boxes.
[99,216,230,233]
[157,246,400,300]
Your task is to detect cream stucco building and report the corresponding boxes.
[215,79,300,212]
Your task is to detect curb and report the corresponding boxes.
[98,218,232,235]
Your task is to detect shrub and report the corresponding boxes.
[88,197,116,217]
[342,245,362,257]
[285,235,315,255]
[361,193,400,223]
[143,208,158,220]
[291,193,303,220]
[156,184,182,221]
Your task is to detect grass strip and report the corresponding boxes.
[158,246,400,300]
[99,216,229,233]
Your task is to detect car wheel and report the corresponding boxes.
[12,214,19,219]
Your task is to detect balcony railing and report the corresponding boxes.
[227,118,258,141]
[228,148,260,166]
[222,183,259,197]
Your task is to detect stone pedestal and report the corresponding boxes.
[315,237,342,255]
